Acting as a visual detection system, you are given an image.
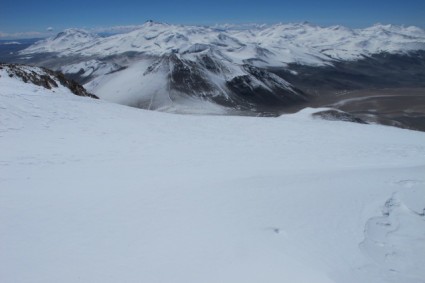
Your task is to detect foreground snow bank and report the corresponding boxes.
[1,83,424,283]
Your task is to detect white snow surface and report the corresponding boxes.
[1,74,425,283]
[21,22,425,65]
[59,60,122,78]
[22,29,99,54]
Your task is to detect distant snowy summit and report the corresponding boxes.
[23,29,99,54]
[20,22,425,65]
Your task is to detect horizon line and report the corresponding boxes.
[1,20,424,40]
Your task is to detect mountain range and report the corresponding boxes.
[20,22,425,62]
[4,21,425,129]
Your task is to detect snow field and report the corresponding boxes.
[1,74,425,282]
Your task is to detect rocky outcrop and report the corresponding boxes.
[0,63,98,99]
[312,109,368,124]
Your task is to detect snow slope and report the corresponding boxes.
[60,59,122,80]
[1,74,425,283]
[83,55,303,114]
[84,58,233,114]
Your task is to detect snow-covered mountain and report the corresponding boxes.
[82,54,307,114]
[1,68,425,283]
[22,29,99,54]
[21,22,425,64]
[14,22,425,115]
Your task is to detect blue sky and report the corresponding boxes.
[1,0,424,38]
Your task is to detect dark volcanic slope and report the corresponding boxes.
[164,54,308,113]
[271,51,425,94]
[308,88,425,132]
[269,51,425,131]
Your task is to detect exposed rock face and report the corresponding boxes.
[312,109,368,124]
[53,71,98,99]
[0,63,98,99]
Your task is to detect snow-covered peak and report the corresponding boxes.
[22,28,99,54]
[20,23,425,65]
[52,28,97,41]
[211,23,269,31]
[140,20,170,28]
[362,23,425,38]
